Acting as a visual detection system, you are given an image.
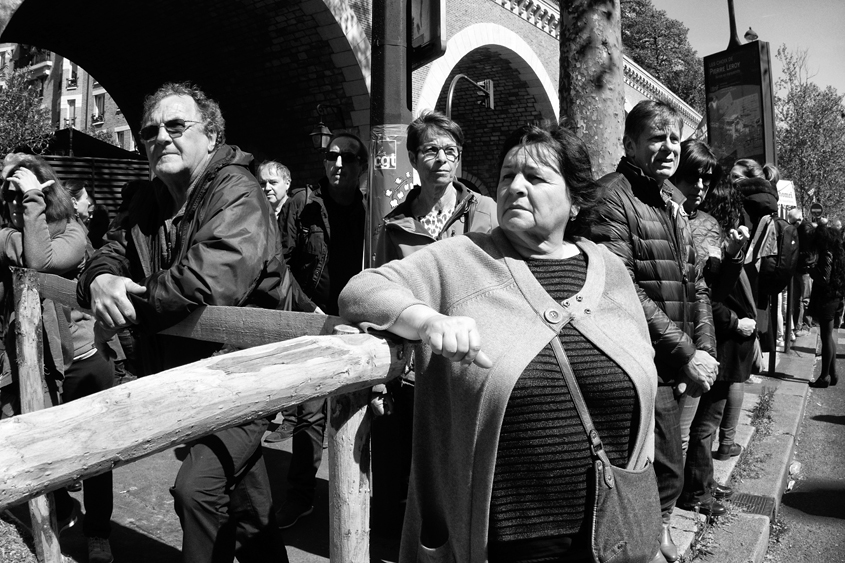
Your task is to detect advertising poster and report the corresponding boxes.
[704,42,775,170]
[368,125,415,267]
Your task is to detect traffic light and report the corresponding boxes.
[476,79,494,110]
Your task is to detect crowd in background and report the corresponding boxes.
[2,87,844,563]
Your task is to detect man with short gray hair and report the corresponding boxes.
[79,82,308,563]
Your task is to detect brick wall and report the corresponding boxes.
[434,47,545,196]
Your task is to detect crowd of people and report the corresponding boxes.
[1,82,841,563]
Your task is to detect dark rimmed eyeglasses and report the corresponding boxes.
[324,150,362,164]
[419,144,461,163]
[139,119,202,142]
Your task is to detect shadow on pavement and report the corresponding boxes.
[782,479,845,519]
[60,520,183,563]
[811,414,845,425]
[6,502,182,563]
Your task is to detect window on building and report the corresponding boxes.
[67,100,77,128]
[93,94,105,124]
[67,64,78,90]
[116,130,126,149]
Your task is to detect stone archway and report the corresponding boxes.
[0,0,372,185]
[416,23,558,121]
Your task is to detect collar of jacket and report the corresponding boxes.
[383,180,478,239]
[386,179,476,221]
[303,176,364,206]
[144,144,252,221]
[490,228,606,330]
[617,157,683,210]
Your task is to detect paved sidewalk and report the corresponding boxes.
[666,328,819,563]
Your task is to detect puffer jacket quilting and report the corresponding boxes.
[591,158,716,385]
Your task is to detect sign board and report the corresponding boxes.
[810,202,824,217]
[411,0,446,70]
[776,180,796,208]
[704,41,776,172]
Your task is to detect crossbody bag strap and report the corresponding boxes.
[550,337,614,473]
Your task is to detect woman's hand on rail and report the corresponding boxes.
[7,168,54,193]
[390,304,492,368]
[89,273,147,329]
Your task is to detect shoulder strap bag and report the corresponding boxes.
[550,337,662,563]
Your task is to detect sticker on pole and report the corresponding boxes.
[374,140,398,170]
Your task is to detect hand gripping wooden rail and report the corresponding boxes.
[1,268,408,563]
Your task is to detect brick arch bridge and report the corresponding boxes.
[0,0,700,188]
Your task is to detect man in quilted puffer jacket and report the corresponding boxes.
[591,100,720,563]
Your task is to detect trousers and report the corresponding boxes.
[284,398,326,506]
[653,385,684,518]
[53,351,115,539]
[171,418,289,563]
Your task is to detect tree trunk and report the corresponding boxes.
[560,0,625,177]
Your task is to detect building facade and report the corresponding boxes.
[0,0,701,195]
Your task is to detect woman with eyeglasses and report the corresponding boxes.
[376,110,497,264]
[371,110,498,535]
[0,154,116,561]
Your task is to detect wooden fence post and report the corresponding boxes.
[13,268,63,563]
[327,324,372,563]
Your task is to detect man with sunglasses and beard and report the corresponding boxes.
[270,131,367,528]
[78,82,312,563]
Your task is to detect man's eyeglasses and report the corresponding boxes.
[419,144,461,163]
[324,151,361,164]
[139,119,202,142]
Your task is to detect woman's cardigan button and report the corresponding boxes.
[575,295,583,302]
[544,308,561,323]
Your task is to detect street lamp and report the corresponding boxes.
[445,75,494,120]
[309,103,347,151]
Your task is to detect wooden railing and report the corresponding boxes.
[0,268,407,563]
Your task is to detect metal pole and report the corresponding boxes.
[726,0,742,49]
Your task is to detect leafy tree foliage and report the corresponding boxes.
[774,45,845,218]
[620,0,705,112]
[86,125,120,147]
[0,67,54,155]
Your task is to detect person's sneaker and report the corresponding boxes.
[264,421,295,444]
[276,500,314,529]
[87,537,114,563]
[713,443,742,461]
[57,497,81,535]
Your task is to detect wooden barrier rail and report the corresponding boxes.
[2,268,406,563]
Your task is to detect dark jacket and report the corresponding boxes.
[591,158,716,385]
[78,145,311,373]
[375,180,498,265]
[279,177,366,314]
[690,210,755,383]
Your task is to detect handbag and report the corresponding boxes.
[550,338,662,563]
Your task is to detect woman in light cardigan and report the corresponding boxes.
[340,124,660,563]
